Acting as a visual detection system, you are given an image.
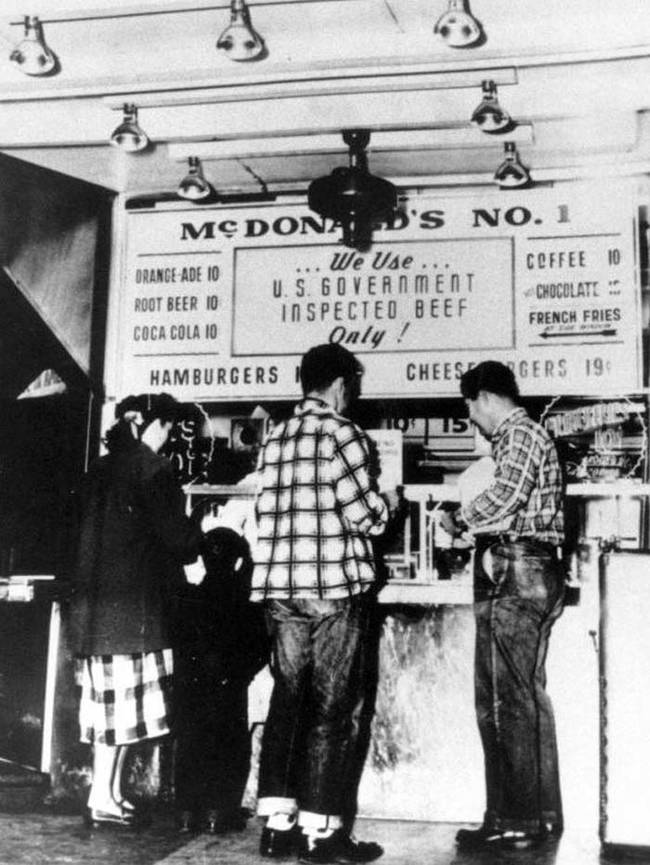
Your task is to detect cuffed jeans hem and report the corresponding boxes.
[257,796,298,817]
[298,811,343,831]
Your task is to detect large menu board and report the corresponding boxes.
[112,183,641,400]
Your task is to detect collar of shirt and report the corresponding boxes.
[490,406,528,447]
[294,396,347,422]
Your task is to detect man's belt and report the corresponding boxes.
[475,533,559,557]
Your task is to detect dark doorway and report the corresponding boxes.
[0,389,90,769]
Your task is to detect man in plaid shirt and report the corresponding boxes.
[443,361,565,852]
[252,343,389,864]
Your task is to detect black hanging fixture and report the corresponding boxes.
[307,130,397,250]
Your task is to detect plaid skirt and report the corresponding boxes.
[75,649,173,746]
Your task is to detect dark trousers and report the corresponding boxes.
[474,539,564,833]
[258,594,372,818]
[174,670,251,817]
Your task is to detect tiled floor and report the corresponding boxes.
[0,809,639,865]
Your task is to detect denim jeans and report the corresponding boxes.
[474,539,564,833]
[257,593,372,819]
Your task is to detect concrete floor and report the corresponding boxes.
[0,809,637,865]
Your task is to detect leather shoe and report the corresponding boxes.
[260,824,301,858]
[299,830,384,864]
[205,809,247,834]
[456,824,548,850]
[84,807,137,829]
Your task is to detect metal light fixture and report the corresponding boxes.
[216,0,265,61]
[434,0,484,48]
[177,157,212,201]
[494,142,531,189]
[471,80,512,134]
[308,129,397,250]
[110,104,149,153]
[9,15,57,76]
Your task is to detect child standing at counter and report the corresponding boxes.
[171,526,270,834]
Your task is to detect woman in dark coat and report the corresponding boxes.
[70,392,206,826]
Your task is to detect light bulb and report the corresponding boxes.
[494,142,531,189]
[216,0,265,61]
[10,16,57,76]
[178,157,212,201]
[110,104,149,153]
[471,80,512,134]
[434,0,483,48]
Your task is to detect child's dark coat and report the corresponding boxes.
[171,527,270,826]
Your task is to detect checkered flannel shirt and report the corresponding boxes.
[251,397,389,600]
[461,407,564,546]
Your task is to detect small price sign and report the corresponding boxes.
[387,416,475,451]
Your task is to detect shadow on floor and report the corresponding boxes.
[0,808,640,865]
[0,805,186,865]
